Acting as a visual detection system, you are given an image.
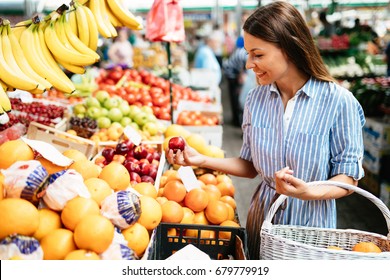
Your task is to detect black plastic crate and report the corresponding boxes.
[154,223,247,260]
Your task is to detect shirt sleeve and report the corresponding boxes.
[240,89,254,162]
[329,89,366,180]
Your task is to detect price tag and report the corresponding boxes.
[178,166,201,191]
[123,125,142,146]
[21,137,73,167]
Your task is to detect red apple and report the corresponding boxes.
[129,172,141,183]
[133,146,148,159]
[141,175,155,184]
[124,161,141,173]
[169,136,185,152]
[139,162,151,176]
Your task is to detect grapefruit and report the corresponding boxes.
[0,139,35,169]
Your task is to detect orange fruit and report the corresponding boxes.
[224,203,235,221]
[163,180,187,203]
[219,195,237,210]
[0,139,35,169]
[180,207,195,224]
[197,179,206,188]
[193,211,209,225]
[157,187,164,197]
[161,200,184,223]
[84,177,113,206]
[216,181,235,197]
[205,200,229,225]
[156,196,168,205]
[0,172,4,200]
[132,182,158,199]
[73,214,115,254]
[216,174,233,184]
[198,173,217,185]
[36,156,67,174]
[218,220,240,239]
[40,228,77,260]
[69,159,100,180]
[33,208,62,240]
[164,170,182,183]
[64,249,100,260]
[137,195,162,230]
[122,222,150,257]
[61,196,100,231]
[0,198,40,239]
[99,161,130,191]
[202,184,221,201]
[184,188,209,212]
[62,149,88,162]
[159,175,168,188]
[352,242,382,253]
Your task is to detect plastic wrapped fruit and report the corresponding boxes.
[100,243,138,260]
[100,190,141,229]
[0,234,43,260]
[1,160,49,204]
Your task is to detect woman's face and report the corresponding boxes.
[244,32,290,86]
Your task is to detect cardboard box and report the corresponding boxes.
[26,121,97,160]
[363,117,390,149]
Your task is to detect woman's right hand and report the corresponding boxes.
[165,142,205,167]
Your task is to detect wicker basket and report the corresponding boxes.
[260,181,390,260]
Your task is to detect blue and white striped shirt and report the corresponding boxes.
[240,76,365,227]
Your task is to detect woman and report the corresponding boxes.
[107,28,134,69]
[166,1,365,260]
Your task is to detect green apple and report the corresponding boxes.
[73,103,87,115]
[133,111,149,127]
[141,105,154,115]
[129,122,140,131]
[119,103,131,116]
[95,90,110,105]
[86,107,101,119]
[143,122,159,136]
[146,114,157,123]
[103,98,120,110]
[85,96,101,108]
[97,116,112,129]
[107,107,123,122]
[128,105,142,119]
[100,107,109,117]
[120,116,132,127]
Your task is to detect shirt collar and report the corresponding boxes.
[268,76,315,98]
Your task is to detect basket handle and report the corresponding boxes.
[263,181,390,236]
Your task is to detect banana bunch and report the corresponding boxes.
[0,20,48,95]
[86,0,143,39]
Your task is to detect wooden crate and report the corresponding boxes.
[26,122,97,159]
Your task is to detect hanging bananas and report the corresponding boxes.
[106,0,143,30]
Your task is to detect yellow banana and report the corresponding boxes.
[81,4,99,51]
[36,22,76,94]
[1,24,46,94]
[73,1,89,47]
[99,0,118,38]
[68,4,78,36]
[0,80,7,91]
[11,25,27,42]
[44,19,96,66]
[0,25,40,92]
[106,2,124,28]
[19,23,74,94]
[62,14,100,61]
[8,25,52,90]
[88,0,113,38]
[55,56,86,74]
[106,0,143,30]
[0,81,12,113]
[78,0,88,4]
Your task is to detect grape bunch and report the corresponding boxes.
[69,116,98,138]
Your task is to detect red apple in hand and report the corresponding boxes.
[168,136,185,152]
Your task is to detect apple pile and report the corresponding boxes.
[94,140,162,186]
[72,91,166,141]
[95,67,213,121]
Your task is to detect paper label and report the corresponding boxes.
[124,125,142,146]
[178,166,201,191]
[21,137,73,167]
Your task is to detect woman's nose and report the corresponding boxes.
[245,58,254,70]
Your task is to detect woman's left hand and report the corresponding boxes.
[274,167,309,199]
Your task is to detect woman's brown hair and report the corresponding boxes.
[243,1,335,82]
